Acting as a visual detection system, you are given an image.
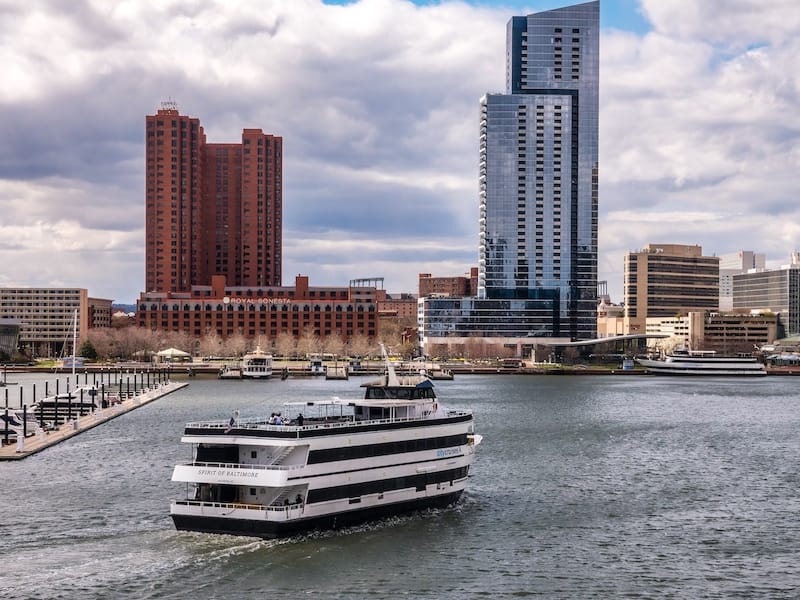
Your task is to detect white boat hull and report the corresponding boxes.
[636,357,766,376]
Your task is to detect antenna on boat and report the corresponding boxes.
[380,343,400,387]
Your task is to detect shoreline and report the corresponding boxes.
[3,363,799,377]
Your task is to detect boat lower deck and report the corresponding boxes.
[172,489,463,538]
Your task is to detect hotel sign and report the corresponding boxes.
[223,296,294,306]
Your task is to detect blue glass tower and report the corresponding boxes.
[479,1,599,339]
[419,1,599,353]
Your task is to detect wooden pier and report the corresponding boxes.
[0,380,188,461]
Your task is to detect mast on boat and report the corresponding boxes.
[70,309,77,377]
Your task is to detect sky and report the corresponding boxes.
[1,0,799,305]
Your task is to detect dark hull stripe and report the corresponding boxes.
[307,467,469,503]
[172,491,463,539]
[307,433,467,464]
[184,413,473,439]
[292,456,469,482]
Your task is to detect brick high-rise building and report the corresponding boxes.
[145,102,282,293]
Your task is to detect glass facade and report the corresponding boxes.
[478,1,599,340]
[733,268,800,337]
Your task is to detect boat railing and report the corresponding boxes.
[173,499,304,515]
[185,409,472,433]
[182,461,303,472]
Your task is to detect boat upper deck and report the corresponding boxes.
[183,408,473,440]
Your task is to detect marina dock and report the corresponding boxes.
[0,380,188,461]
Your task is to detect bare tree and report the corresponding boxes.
[347,334,372,358]
[87,329,114,360]
[199,330,224,358]
[224,332,249,358]
[296,330,321,358]
[275,332,296,358]
[322,332,346,357]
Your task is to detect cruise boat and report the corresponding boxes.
[169,347,481,538]
[636,350,767,376]
[241,346,273,379]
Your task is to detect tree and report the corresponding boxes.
[322,332,346,357]
[347,334,372,358]
[275,332,297,358]
[224,332,249,357]
[199,330,224,358]
[78,340,98,360]
[296,330,321,358]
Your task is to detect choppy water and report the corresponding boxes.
[2,373,800,599]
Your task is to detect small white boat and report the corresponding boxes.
[636,350,767,377]
[241,346,273,379]
[1,407,46,439]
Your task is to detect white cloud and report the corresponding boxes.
[0,0,798,307]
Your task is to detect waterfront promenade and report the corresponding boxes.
[0,380,188,461]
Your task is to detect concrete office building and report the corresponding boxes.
[623,244,720,335]
[733,257,800,337]
[145,101,282,294]
[420,1,599,356]
[719,250,765,310]
[645,312,777,354]
[0,288,111,357]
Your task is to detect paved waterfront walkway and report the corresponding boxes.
[0,381,188,461]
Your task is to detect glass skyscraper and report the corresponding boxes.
[480,1,599,338]
[420,1,599,353]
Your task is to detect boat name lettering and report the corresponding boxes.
[197,468,259,479]
[436,447,462,458]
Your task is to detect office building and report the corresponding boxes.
[645,312,777,353]
[145,101,282,294]
[719,250,765,310]
[418,269,478,298]
[0,319,21,360]
[420,1,599,356]
[623,244,720,334]
[733,258,800,337]
[0,288,111,357]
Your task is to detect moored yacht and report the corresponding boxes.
[636,350,767,376]
[241,346,273,379]
[170,347,481,538]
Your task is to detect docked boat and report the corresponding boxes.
[241,346,273,379]
[218,365,243,380]
[636,350,767,376]
[169,346,481,538]
[426,367,455,381]
[1,407,46,442]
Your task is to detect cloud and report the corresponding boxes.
[0,0,798,307]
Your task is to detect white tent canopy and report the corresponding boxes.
[156,347,191,362]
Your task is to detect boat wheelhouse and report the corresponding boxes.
[241,346,273,379]
[170,351,480,538]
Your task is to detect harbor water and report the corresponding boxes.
[2,373,800,598]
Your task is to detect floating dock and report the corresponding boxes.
[0,380,188,461]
